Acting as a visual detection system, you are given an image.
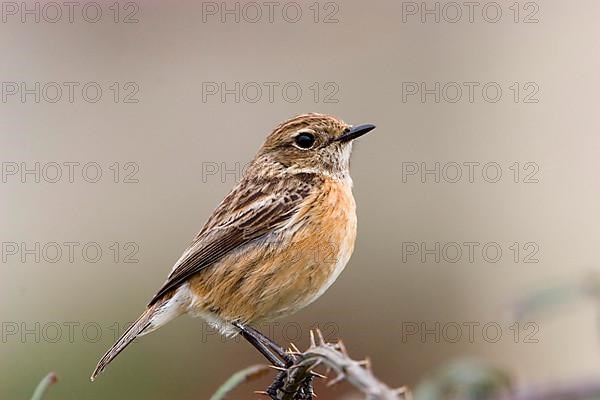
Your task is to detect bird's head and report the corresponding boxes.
[256,113,375,179]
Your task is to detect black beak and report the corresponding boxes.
[335,123,376,143]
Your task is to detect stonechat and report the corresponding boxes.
[91,113,375,380]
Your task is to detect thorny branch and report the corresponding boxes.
[229,329,406,400]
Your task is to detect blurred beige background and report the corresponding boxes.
[1,0,600,398]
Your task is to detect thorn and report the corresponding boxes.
[288,348,299,358]
[393,386,411,399]
[310,371,327,379]
[326,373,346,387]
[335,340,348,356]
[309,330,316,347]
[268,365,287,372]
[307,360,321,371]
[289,342,301,353]
[316,328,325,345]
[253,390,270,397]
[358,357,372,371]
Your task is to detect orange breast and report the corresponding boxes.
[188,177,357,324]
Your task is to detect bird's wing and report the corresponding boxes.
[148,173,318,306]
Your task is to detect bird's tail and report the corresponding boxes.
[90,295,181,381]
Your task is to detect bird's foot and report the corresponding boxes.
[266,372,313,400]
[232,321,313,399]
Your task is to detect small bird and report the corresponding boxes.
[91,113,375,380]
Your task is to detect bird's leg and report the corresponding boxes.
[232,321,286,368]
[241,324,297,365]
[233,321,313,399]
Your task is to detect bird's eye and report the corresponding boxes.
[294,132,316,149]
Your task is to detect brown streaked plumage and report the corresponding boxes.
[91,113,375,380]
